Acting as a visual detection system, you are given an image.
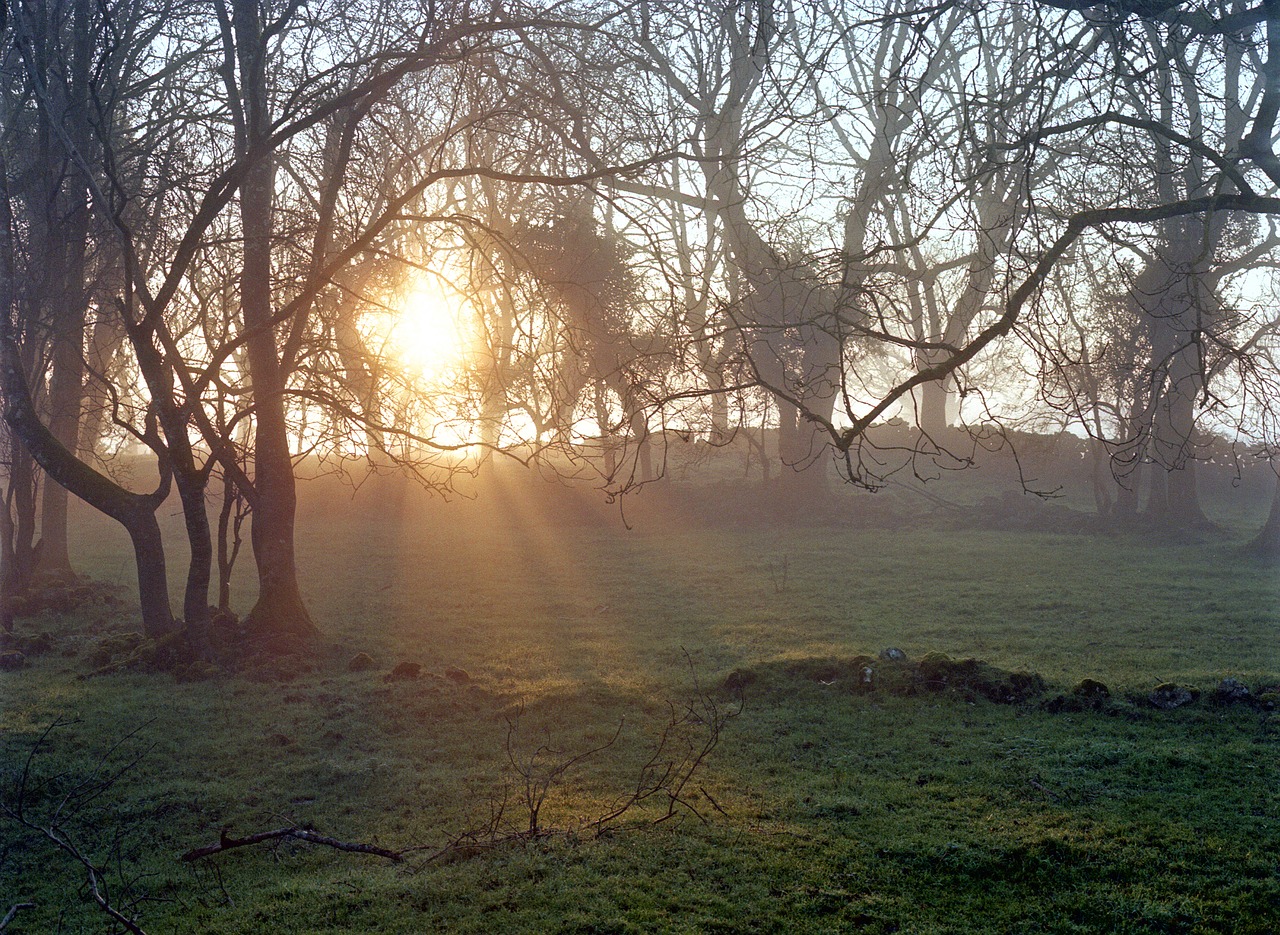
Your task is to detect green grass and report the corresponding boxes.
[2,488,1278,933]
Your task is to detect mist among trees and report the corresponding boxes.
[2,0,1280,645]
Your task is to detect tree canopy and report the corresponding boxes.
[3,0,1280,643]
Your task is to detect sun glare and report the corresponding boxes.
[391,282,470,378]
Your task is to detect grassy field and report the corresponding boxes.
[2,477,1278,933]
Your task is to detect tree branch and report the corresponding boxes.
[181,826,404,863]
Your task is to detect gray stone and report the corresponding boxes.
[1214,678,1251,703]
[1149,682,1198,710]
[878,648,907,662]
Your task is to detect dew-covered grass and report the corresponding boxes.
[2,477,1277,933]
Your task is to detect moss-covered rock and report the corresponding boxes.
[784,658,847,684]
[918,653,980,691]
[721,651,1048,706]
[444,666,470,684]
[1149,682,1199,710]
[1044,678,1111,714]
[973,669,1046,705]
[1074,678,1111,705]
[1212,678,1251,705]
[89,631,147,669]
[385,661,422,682]
[347,652,376,672]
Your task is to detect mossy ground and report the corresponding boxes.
[1,484,1277,933]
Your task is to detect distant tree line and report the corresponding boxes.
[2,0,1279,650]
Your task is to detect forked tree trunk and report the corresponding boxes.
[0,344,174,638]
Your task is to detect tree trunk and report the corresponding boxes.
[234,0,316,643]
[124,503,174,639]
[0,426,39,632]
[1143,462,1169,521]
[1165,459,1207,530]
[31,0,94,581]
[0,341,175,638]
[1157,346,1209,529]
[34,316,84,580]
[175,470,213,649]
[1112,462,1140,527]
[78,314,125,457]
[916,377,951,440]
[1247,471,1280,556]
[216,466,245,613]
[1088,436,1113,518]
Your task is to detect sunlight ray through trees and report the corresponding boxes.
[2,0,1279,641]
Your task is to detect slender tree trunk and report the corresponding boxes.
[79,314,125,457]
[1088,436,1113,518]
[1159,348,1209,529]
[34,316,84,579]
[1,426,39,632]
[216,466,245,613]
[1113,468,1140,526]
[32,0,94,581]
[174,469,213,648]
[629,409,652,483]
[125,502,173,638]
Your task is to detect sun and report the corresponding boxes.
[390,281,469,378]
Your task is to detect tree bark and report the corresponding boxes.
[30,0,94,581]
[233,0,316,642]
[0,425,39,632]
[1247,471,1280,556]
[916,377,951,441]
[34,313,85,580]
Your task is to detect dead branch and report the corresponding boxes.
[181,826,404,863]
[2,718,153,934]
[424,649,742,862]
[183,658,740,875]
[0,904,35,932]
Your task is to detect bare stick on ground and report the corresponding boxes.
[181,826,405,863]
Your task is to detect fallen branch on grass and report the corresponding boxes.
[181,653,740,872]
[181,826,404,863]
[417,648,742,865]
[2,719,155,934]
[0,903,35,932]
